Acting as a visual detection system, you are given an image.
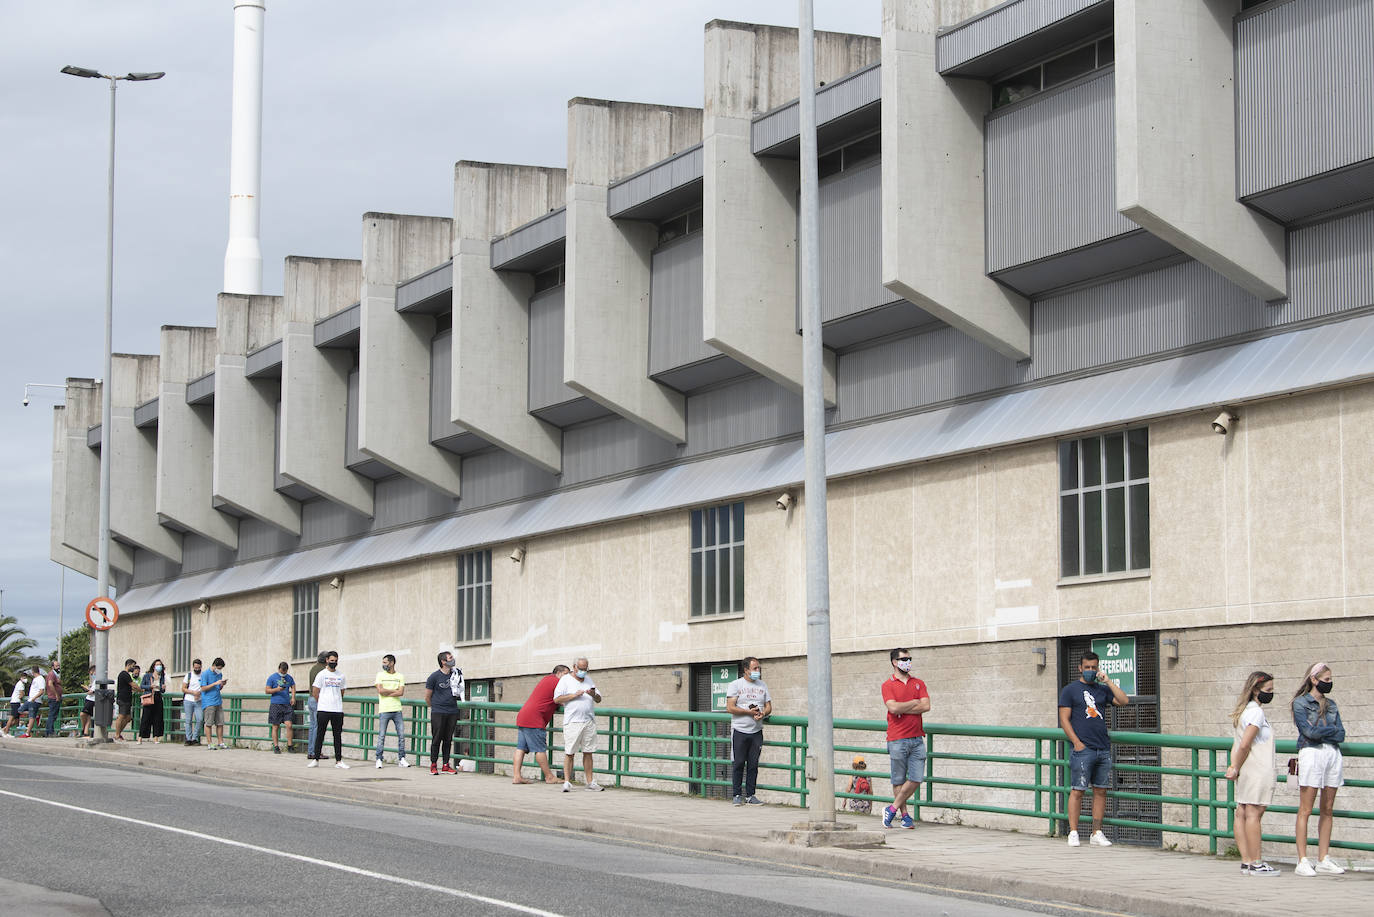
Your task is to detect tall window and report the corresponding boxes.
[171,606,192,672]
[292,582,319,661]
[1059,428,1150,578]
[690,502,745,617]
[457,550,492,643]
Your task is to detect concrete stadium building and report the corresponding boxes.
[49,0,1374,835]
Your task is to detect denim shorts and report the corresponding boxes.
[516,726,548,754]
[887,736,927,787]
[1070,746,1113,790]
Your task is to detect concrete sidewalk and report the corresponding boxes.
[7,738,1371,917]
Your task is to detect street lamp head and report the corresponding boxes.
[61,65,103,79]
[124,72,165,82]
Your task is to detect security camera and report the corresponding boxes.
[509,545,526,564]
[1211,410,1235,435]
[196,602,210,614]
[775,492,793,511]
[22,397,29,407]
[329,576,343,589]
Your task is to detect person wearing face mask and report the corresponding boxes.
[881,647,930,829]
[306,651,328,762]
[181,659,204,746]
[265,661,296,754]
[1291,662,1346,877]
[374,654,410,768]
[1057,651,1129,848]
[554,657,603,792]
[309,651,349,769]
[424,651,464,775]
[137,660,166,744]
[1224,671,1277,875]
[200,658,229,749]
[725,656,772,806]
[513,664,571,784]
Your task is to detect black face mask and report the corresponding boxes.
[327,662,338,670]
[1315,680,1333,695]
[1256,691,1274,704]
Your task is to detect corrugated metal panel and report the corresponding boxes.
[819,159,899,322]
[314,303,361,347]
[457,449,559,511]
[186,372,215,405]
[86,424,101,448]
[528,287,580,411]
[245,340,283,378]
[1278,207,1374,324]
[395,259,453,312]
[937,0,1106,73]
[132,547,179,586]
[237,517,298,562]
[429,330,467,442]
[345,369,393,478]
[1031,259,1266,378]
[834,325,1028,423]
[986,69,1133,272]
[648,233,713,375]
[1245,159,1374,225]
[134,398,159,428]
[561,415,678,486]
[372,474,455,529]
[300,497,370,547]
[751,64,881,153]
[607,145,703,217]
[683,375,803,456]
[181,533,235,574]
[114,305,1374,616]
[1237,0,1374,197]
[490,208,566,270]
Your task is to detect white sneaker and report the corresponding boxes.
[334,761,350,769]
[398,758,411,768]
[1295,858,1317,877]
[307,759,318,768]
[375,759,384,769]
[1316,857,1346,875]
[585,781,604,792]
[1067,830,1080,847]
[562,781,572,793]
[1089,831,1113,847]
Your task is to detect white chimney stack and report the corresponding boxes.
[223,0,265,294]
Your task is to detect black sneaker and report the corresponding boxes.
[273,745,281,755]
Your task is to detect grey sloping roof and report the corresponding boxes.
[114,310,1374,614]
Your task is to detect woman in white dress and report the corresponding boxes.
[1224,670,1277,876]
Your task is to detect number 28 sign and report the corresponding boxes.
[85,597,119,631]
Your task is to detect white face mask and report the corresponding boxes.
[895,660,912,674]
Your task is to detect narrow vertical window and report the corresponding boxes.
[292,582,319,661]
[1059,429,1149,578]
[171,606,192,672]
[689,502,745,617]
[457,549,493,643]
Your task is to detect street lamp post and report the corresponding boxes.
[61,64,164,742]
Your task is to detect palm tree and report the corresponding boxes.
[0,614,44,693]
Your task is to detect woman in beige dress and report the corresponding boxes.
[1224,670,1277,876]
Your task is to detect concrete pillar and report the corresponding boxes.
[278,256,374,515]
[357,213,463,496]
[59,379,133,574]
[564,99,701,443]
[157,325,238,550]
[213,292,300,534]
[452,161,564,473]
[702,21,871,400]
[110,353,183,563]
[50,405,97,578]
[1115,0,1286,300]
[880,0,1031,360]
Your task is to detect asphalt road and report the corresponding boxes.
[0,747,1077,917]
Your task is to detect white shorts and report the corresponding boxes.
[1298,745,1344,789]
[563,719,597,755]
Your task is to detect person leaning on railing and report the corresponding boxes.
[1291,662,1347,878]
[1224,671,1278,876]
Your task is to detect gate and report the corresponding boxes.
[689,662,736,797]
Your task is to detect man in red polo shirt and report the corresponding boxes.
[881,647,931,829]
[512,664,570,784]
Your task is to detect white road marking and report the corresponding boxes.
[0,788,564,917]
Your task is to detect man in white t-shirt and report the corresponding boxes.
[181,659,204,746]
[553,656,603,793]
[724,656,773,806]
[308,650,349,769]
[2,674,28,737]
[25,666,46,731]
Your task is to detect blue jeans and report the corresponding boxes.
[375,710,406,760]
[183,699,203,742]
[306,697,319,758]
[887,736,927,788]
[1070,746,1113,790]
[45,698,61,736]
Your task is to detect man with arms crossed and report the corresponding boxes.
[725,656,772,806]
[374,654,410,768]
[512,664,570,784]
[1058,650,1129,847]
[181,659,204,746]
[554,657,603,792]
[881,647,930,829]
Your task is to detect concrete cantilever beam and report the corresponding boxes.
[702,20,871,401]
[452,161,564,474]
[358,212,463,496]
[156,325,239,550]
[1114,0,1286,301]
[50,405,98,578]
[564,98,701,443]
[110,353,183,563]
[58,379,133,575]
[278,256,373,515]
[213,292,300,534]
[881,0,1031,361]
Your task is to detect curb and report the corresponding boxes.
[10,741,1256,917]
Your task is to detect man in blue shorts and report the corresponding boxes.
[881,647,930,829]
[1058,650,1129,848]
[512,664,569,784]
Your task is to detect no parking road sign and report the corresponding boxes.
[85,597,119,631]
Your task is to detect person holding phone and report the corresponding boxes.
[1058,650,1129,848]
[137,660,166,743]
[725,656,772,806]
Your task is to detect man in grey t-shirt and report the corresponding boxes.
[724,656,772,806]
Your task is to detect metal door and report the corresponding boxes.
[457,679,495,774]
[689,662,736,797]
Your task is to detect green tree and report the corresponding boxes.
[52,624,92,676]
[0,614,45,692]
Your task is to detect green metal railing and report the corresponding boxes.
[47,691,1373,854]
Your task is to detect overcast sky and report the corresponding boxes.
[0,1,880,659]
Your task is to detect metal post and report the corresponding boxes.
[56,565,65,669]
[798,0,836,826]
[93,74,117,742]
